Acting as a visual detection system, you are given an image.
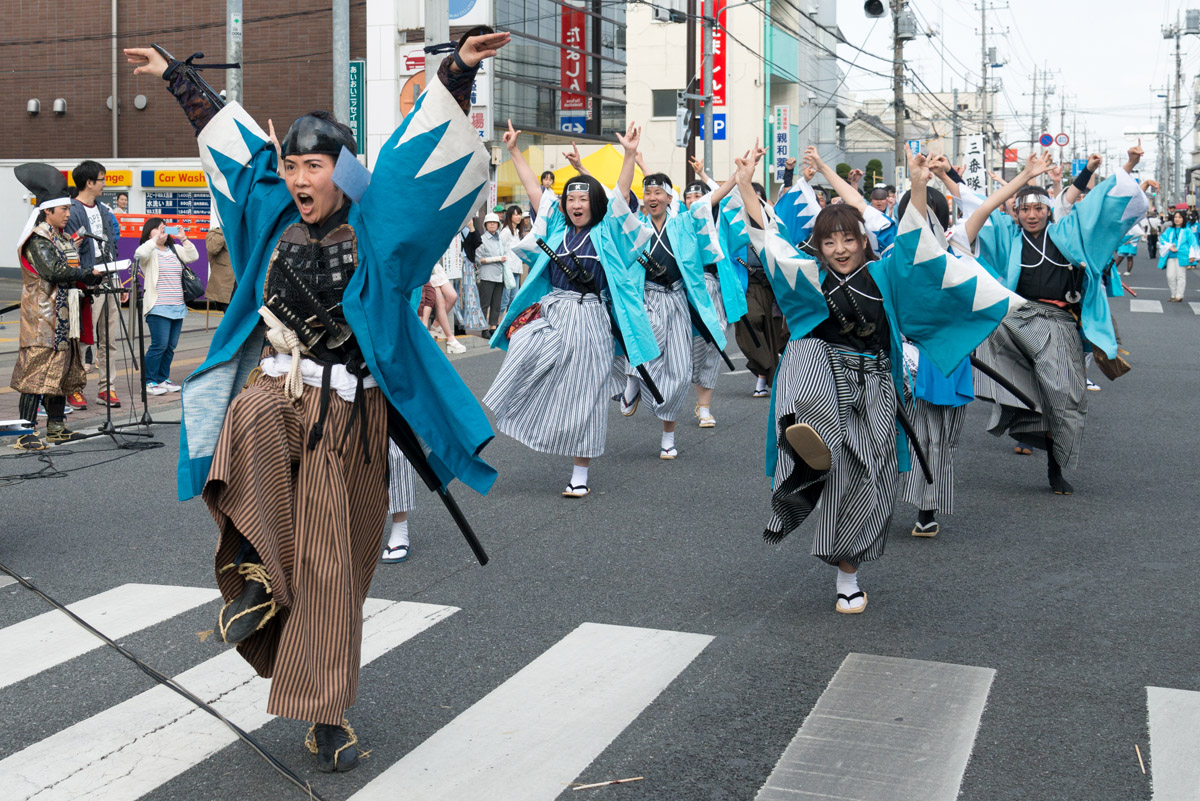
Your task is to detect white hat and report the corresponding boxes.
[483,212,501,225]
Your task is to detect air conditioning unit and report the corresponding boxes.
[1187,9,1200,34]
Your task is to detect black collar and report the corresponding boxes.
[306,199,351,241]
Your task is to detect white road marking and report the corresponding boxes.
[755,653,995,801]
[0,583,219,691]
[1130,299,1164,313]
[349,622,713,801]
[1128,286,1168,291]
[727,369,750,375]
[1189,302,1200,315]
[0,575,16,590]
[1,599,457,801]
[1147,686,1200,800]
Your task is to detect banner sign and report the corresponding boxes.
[1004,148,1018,163]
[64,170,133,188]
[140,170,208,188]
[961,135,987,194]
[700,0,728,107]
[773,105,790,182]
[348,60,365,155]
[560,5,587,111]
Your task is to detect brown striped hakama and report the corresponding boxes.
[203,373,388,725]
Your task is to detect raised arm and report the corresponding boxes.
[908,147,931,222]
[964,151,1053,244]
[930,155,961,200]
[503,119,543,208]
[615,121,641,200]
[562,141,594,180]
[735,152,766,228]
[1062,152,1101,207]
[805,145,866,212]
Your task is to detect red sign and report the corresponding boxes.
[1004,148,1018,163]
[700,0,727,107]
[560,6,587,111]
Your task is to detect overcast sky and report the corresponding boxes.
[835,0,1191,175]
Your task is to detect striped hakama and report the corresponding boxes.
[735,276,788,381]
[387,439,417,514]
[900,398,966,513]
[973,303,1086,468]
[484,289,615,458]
[766,339,898,567]
[203,373,388,725]
[628,280,692,422]
[691,271,728,389]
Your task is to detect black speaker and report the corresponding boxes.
[864,0,886,17]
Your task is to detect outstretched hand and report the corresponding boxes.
[848,168,864,187]
[124,46,169,79]
[689,156,705,175]
[1086,153,1103,171]
[455,31,511,70]
[563,141,583,170]
[929,155,950,176]
[1141,178,1160,193]
[908,147,931,185]
[803,145,825,173]
[616,121,641,156]
[1125,138,1144,173]
[1026,150,1053,178]
[502,119,521,152]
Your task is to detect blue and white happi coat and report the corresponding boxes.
[492,189,660,366]
[728,192,1026,478]
[177,78,497,500]
[973,170,1148,358]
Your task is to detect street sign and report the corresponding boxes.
[1072,158,1087,175]
[1004,148,1018,163]
[1039,133,1053,147]
[696,113,727,140]
[907,139,921,155]
[348,60,365,155]
[1055,133,1069,147]
[773,106,790,181]
[559,116,586,134]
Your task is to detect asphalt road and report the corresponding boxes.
[1,263,1197,801]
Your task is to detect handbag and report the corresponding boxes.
[505,302,541,338]
[170,243,204,302]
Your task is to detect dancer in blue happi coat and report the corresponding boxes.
[732,145,1024,615]
[1157,208,1196,302]
[126,29,506,771]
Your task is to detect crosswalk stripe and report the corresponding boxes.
[1147,686,1200,799]
[0,583,220,691]
[1,599,457,801]
[1189,302,1200,315]
[1130,299,1163,313]
[754,653,994,801]
[348,622,714,801]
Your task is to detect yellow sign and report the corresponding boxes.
[141,170,208,188]
[63,170,133,188]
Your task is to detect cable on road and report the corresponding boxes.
[0,560,329,801]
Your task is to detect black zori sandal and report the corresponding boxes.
[562,483,589,498]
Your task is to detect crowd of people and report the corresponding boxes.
[5,24,1156,778]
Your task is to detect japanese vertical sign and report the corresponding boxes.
[962,135,987,195]
[773,105,790,182]
[699,0,727,107]
[348,60,365,155]
[561,5,587,111]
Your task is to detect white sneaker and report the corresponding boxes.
[445,339,467,354]
[161,379,182,393]
[146,382,169,396]
[1086,380,1101,392]
[37,404,73,416]
[430,324,446,340]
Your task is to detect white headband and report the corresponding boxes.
[565,181,590,195]
[38,197,70,211]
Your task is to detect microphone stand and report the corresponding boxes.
[115,244,179,431]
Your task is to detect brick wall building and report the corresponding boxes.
[1,0,366,160]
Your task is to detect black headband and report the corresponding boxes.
[565,181,590,194]
[280,114,357,158]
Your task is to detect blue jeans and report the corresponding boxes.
[145,314,183,384]
[500,275,521,317]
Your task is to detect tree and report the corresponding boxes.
[836,163,852,182]
[864,159,884,193]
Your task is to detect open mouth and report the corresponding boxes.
[296,193,315,216]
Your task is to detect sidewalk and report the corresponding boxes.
[0,276,494,433]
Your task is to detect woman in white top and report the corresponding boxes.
[498,204,525,316]
[134,217,199,394]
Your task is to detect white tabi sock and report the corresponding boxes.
[661,430,675,451]
[571,464,589,487]
[836,566,860,599]
[755,376,768,392]
[388,520,410,550]
[696,405,711,418]
[624,375,640,404]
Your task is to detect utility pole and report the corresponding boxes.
[1027,65,1037,156]
[893,0,906,184]
[686,0,697,184]
[979,0,988,169]
[333,0,349,124]
[226,0,243,105]
[425,0,449,76]
[952,87,961,165]
[1174,21,1183,204]
[703,9,714,170]
[1059,92,1065,165]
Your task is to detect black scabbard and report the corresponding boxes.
[734,259,764,350]
[686,302,736,371]
[893,397,934,485]
[969,355,1038,411]
[386,404,488,566]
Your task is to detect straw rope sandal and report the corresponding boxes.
[216,562,279,644]
[306,719,363,773]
